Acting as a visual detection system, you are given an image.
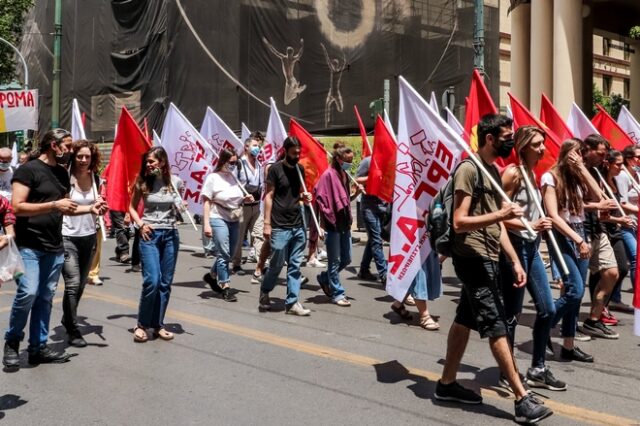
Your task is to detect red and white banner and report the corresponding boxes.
[567,102,599,139]
[386,77,463,302]
[259,97,287,165]
[200,107,244,157]
[0,89,38,132]
[161,103,215,215]
[617,105,640,145]
[71,98,86,140]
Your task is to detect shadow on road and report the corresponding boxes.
[0,394,28,419]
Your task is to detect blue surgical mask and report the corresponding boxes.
[341,162,352,171]
[227,164,237,173]
[0,162,10,172]
[250,146,260,157]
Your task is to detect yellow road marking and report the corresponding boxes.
[84,290,635,425]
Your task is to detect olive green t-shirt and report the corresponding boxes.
[451,158,503,261]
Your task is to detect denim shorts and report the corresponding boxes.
[452,255,508,339]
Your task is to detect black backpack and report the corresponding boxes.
[428,159,486,257]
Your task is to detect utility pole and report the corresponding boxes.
[473,0,485,76]
[51,0,62,128]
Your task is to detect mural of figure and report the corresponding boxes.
[321,43,347,128]
[263,37,307,105]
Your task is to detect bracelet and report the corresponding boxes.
[264,222,271,225]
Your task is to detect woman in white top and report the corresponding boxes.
[61,140,108,347]
[202,149,254,302]
[541,138,601,363]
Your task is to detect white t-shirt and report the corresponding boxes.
[0,168,13,201]
[540,172,584,224]
[202,171,244,222]
[63,181,97,237]
[615,169,639,226]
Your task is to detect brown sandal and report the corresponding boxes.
[154,328,174,341]
[133,326,148,343]
[419,315,440,331]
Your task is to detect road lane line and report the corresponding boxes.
[83,290,636,426]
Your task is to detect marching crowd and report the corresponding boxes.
[0,114,638,424]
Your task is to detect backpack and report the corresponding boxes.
[427,159,485,257]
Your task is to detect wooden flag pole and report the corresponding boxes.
[593,167,626,216]
[295,164,324,239]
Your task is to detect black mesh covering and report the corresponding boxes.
[19,0,500,139]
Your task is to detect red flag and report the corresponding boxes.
[464,69,498,152]
[289,119,330,191]
[366,115,396,203]
[539,93,574,142]
[104,107,152,212]
[354,105,372,158]
[508,93,562,180]
[592,104,635,151]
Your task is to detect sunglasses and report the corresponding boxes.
[227,161,238,166]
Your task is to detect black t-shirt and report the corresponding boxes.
[266,161,304,229]
[12,159,71,252]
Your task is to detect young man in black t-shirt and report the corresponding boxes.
[3,129,106,369]
[259,137,313,316]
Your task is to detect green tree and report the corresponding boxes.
[592,84,630,119]
[0,0,33,85]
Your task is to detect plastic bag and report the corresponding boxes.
[0,235,25,284]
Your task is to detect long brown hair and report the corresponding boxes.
[549,138,587,215]
[135,146,173,195]
[70,140,101,175]
[511,125,546,189]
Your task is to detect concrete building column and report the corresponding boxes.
[553,0,583,118]
[631,43,640,117]
[510,4,531,107]
[529,0,553,114]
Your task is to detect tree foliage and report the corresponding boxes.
[592,84,630,120]
[630,26,640,40]
[0,0,34,85]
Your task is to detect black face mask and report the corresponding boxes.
[286,156,299,165]
[56,152,71,165]
[495,138,515,159]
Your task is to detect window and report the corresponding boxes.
[624,79,630,100]
[603,38,610,56]
[603,75,612,96]
[624,43,631,61]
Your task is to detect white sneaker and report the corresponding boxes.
[285,302,311,316]
[317,249,328,261]
[307,258,326,268]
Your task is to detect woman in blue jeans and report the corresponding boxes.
[499,126,564,390]
[315,143,363,306]
[202,149,254,302]
[129,147,184,343]
[542,139,601,363]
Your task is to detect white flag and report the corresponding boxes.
[386,77,463,302]
[260,97,288,164]
[71,98,86,140]
[200,107,244,156]
[161,103,216,215]
[10,142,18,168]
[446,107,466,140]
[506,105,513,119]
[567,103,599,139]
[429,91,440,114]
[152,129,161,147]
[241,122,251,143]
[383,109,395,138]
[617,105,640,145]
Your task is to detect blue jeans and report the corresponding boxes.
[550,229,588,338]
[318,230,351,301]
[209,217,240,285]
[616,228,637,302]
[5,248,64,353]
[360,198,387,279]
[138,229,179,329]
[500,236,556,369]
[261,227,306,306]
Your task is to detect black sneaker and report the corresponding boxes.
[258,292,271,312]
[582,319,619,339]
[560,346,594,363]
[203,273,223,293]
[514,393,553,424]
[357,269,378,281]
[3,340,20,369]
[28,345,72,365]
[434,380,482,404]
[231,266,246,276]
[221,287,237,302]
[525,367,567,391]
[68,329,87,348]
[300,276,310,286]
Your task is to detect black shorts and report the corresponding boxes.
[452,255,509,339]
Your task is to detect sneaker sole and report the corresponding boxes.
[515,409,553,424]
[434,393,482,405]
[525,378,567,392]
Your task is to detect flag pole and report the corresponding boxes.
[518,165,569,277]
[593,167,626,216]
[169,179,198,231]
[622,167,640,194]
[323,151,366,194]
[295,164,324,239]
[91,179,107,242]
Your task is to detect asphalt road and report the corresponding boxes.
[1,224,639,425]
